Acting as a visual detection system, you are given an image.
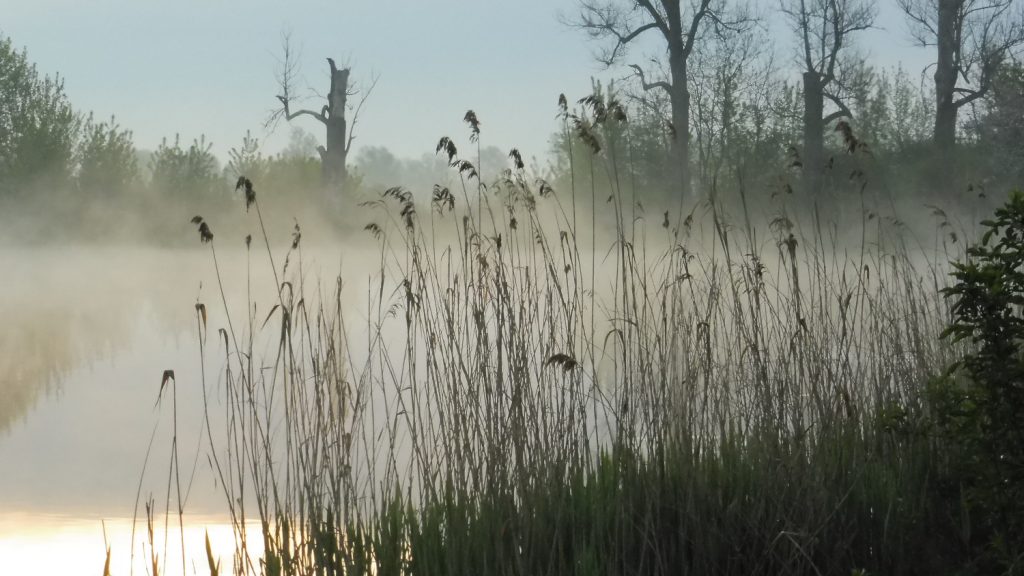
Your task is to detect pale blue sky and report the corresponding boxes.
[3,0,933,164]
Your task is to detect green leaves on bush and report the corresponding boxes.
[940,190,1024,571]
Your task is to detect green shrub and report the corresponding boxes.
[941,190,1024,572]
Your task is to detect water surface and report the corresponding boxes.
[0,245,343,573]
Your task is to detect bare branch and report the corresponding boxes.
[629,64,672,93]
[345,73,380,154]
[620,21,661,44]
[896,0,939,46]
[266,31,328,128]
[637,0,670,35]
[571,1,664,66]
[278,99,328,124]
[822,90,853,123]
[781,0,874,84]
[898,0,1024,113]
[683,0,714,58]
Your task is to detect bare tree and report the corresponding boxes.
[897,0,1024,155]
[689,23,774,192]
[571,0,752,200]
[781,0,875,196]
[267,33,377,195]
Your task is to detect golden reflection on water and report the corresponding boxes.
[0,244,368,574]
[0,513,263,575]
[0,247,258,574]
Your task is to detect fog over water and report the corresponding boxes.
[0,237,389,572]
[0,248,215,510]
[0,211,984,574]
[0,166,981,567]
[2,0,1022,573]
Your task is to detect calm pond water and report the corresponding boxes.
[0,244,360,574]
[0,223,954,574]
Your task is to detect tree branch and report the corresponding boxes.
[683,0,714,58]
[573,2,663,66]
[822,108,851,124]
[896,0,938,44]
[637,0,670,35]
[610,22,662,61]
[952,86,987,108]
[790,0,816,73]
[629,64,672,94]
[276,95,327,124]
[822,89,853,123]
[345,73,380,154]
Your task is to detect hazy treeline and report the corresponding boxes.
[559,0,1024,219]
[0,35,414,243]
[0,33,333,243]
[3,0,1024,244]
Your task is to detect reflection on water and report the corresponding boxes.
[0,247,200,434]
[0,245,326,572]
[0,513,263,575]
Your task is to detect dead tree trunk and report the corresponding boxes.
[898,0,1024,186]
[782,0,873,196]
[574,0,736,203]
[934,0,959,155]
[802,72,826,196]
[323,60,349,190]
[668,44,693,200]
[275,57,354,195]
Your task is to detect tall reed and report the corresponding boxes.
[155,103,973,575]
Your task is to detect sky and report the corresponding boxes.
[2,0,934,165]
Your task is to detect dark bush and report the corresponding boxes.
[941,190,1024,572]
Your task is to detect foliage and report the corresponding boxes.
[0,34,79,195]
[973,62,1024,189]
[225,130,266,183]
[148,134,222,199]
[226,129,333,205]
[940,190,1024,571]
[260,154,321,195]
[849,65,933,155]
[76,113,138,196]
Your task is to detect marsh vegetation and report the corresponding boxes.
[3,1,1024,574]
[138,108,1019,574]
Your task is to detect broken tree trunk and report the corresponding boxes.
[276,57,350,195]
[323,59,349,191]
[802,71,826,197]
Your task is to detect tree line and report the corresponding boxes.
[0,36,333,206]
[3,0,1024,219]
[568,0,1024,205]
